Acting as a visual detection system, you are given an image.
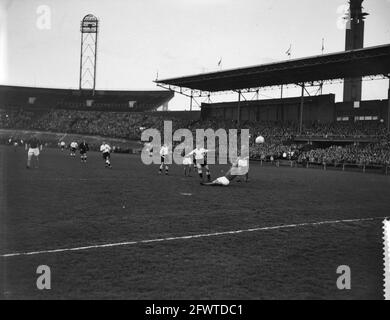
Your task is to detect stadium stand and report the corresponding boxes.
[1,107,389,167]
[0,85,174,112]
[0,85,389,169]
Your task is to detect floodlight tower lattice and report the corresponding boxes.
[79,14,99,95]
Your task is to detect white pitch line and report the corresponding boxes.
[1,216,387,258]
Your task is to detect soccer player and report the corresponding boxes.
[201,153,249,187]
[159,144,170,175]
[60,141,66,151]
[26,137,41,169]
[70,141,78,157]
[100,141,112,168]
[182,153,193,177]
[144,141,153,158]
[193,153,197,170]
[186,145,212,182]
[79,140,89,163]
[235,154,250,183]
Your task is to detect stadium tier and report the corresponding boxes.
[0,84,389,167]
[0,85,174,112]
[1,106,389,166]
[201,95,389,124]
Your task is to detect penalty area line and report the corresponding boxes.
[1,216,387,258]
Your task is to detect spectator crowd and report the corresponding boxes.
[1,108,389,166]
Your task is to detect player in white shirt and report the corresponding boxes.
[60,141,66,151]
[70,141,78,157]
[100,142,112,168]
[186,145,212,182]
[159,144,170,175]
[182,154,193,177]
[201,153,249,186]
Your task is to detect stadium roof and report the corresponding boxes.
[155,44,390,92]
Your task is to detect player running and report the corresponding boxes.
[201,153,249,187]
[159,144,170,175]
[70,141,78,157]
[60,141,66,151]
[100,142,112,168]
[185,145,212,182]
[79,140,89,163]
[26,137,42,169]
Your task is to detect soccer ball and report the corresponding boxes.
[255,136,265,144]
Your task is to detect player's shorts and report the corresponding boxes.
[161,156,167,164]
[183,157,192,165]
[28,148,40,157]
[215,176,230,186]
[103,152,110,159]
[70,147,76,152]
[196,158,208,167]
[80,150,87,155]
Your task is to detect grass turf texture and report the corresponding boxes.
[0,145,389,299]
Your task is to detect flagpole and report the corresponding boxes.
[320,39,324,95]
[217,57,222,70]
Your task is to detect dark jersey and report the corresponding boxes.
[79,142,89,153]
[29,138,40,149]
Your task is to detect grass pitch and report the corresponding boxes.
[0,145,389,299]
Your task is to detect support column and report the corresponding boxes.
[387,79,390,133]
[280,85,284,122]
[299,84,305,135]
[93,23,98,96]
[237,90,241,126]
[79,33,84,90]
[190,91,193,111]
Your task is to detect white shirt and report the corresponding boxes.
[237,158,249,168]
[70,142,78,148]
[160,146,169,156]
[188,148,208,160]
[100,144,111,154]
[232,156,249,176]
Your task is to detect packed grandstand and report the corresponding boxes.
[1,106,389,168]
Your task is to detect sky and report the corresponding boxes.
[0,0,389,110]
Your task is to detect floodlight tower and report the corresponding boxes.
[343,0,368,102]
[79,14,99,95]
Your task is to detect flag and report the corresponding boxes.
[321,38,325,54]
[217,57,222,67]
[285,45,292,57]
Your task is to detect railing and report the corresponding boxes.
[252,158,389,175]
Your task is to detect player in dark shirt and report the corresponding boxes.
[29,137,39,149]
[26,137,41,169]
[79,140,89,163]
